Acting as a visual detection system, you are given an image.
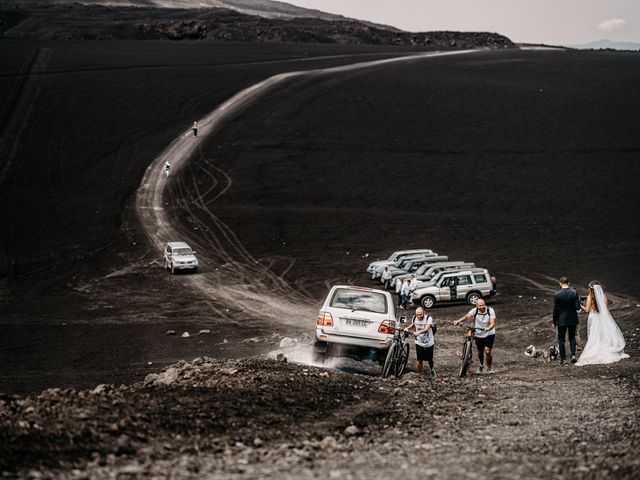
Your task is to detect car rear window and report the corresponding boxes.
[329,288,388,314]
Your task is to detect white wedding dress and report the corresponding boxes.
[576,285,629,366]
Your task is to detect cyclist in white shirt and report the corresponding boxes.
[403,307,436,379]
[453,299,496,373]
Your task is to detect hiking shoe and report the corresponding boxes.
[486,368,494,374]
[478,365,484,373]
[560,359,568,366]
[430,368,437,380]
[571,356,577,364]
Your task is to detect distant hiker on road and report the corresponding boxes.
[404,307,437,380]
[552,276,581,365]
[163,161,171,177]
[192,121,198,137]
[381,267,393,291]
[453,299,497,373]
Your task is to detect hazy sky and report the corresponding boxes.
[286,0,640,45]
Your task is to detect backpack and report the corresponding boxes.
[472,307,492,320]
[472,307,493,330]
[413,315,436,335]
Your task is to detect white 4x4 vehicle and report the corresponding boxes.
[313,285,405,366]
[411,269,496,308]
[366,249,434,273]
[164,242,199,274]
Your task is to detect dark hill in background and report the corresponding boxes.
[0,2,514,48]
[84,0,375,24]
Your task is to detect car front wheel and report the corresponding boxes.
[421,295,436,309]
[466,292,482,305]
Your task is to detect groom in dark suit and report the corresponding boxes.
[553,276,581,365]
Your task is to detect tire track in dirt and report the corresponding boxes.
[135,50,479,327]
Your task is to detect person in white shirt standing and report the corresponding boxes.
[381,267,393,291]
[409,274,419,300]
[453,299,496,373]
[400,278,411,309]
[395,277,403,307]
[403,307,436,379]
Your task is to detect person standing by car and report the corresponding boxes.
[403,307,436,379]
[400,278,411,309]
[395,277,404,307]
[163,161,171,177]
[409,274,419,297]
[192,121,199,137]
[381,267,393,291]
[453,299,496,373]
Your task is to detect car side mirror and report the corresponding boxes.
[192,251,197,255]
[398,316,407,324]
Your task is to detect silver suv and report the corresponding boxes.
[366,249,434,273]
[391,261,475,285]
[164,241,199,274]
[313,285,405,366]
[411,269,496,308]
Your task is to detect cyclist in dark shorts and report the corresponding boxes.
[403,307,437,380]
[453,299,496,373]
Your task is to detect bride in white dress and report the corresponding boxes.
[576,281,629,366]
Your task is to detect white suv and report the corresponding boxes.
[313,285,405,366]
[411,269,496,308]
[366,249,434,273]
[164,242,199,274]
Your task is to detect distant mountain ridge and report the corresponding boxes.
[0,2,515,49]
[569,39,640,51]
[36,0,398,29]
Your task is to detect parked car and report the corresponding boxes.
[366,249,434,273]
[391,261,475,284]
[383,256,450,280]
[372,253,442,279]
[164,241,199,274]
[411,269,497,308]
[313,285,406,366]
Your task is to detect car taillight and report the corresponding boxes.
[378,320,396,335]
[316,312,334,327]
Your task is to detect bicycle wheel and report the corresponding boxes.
[382,343,397,378]
[459,340,472,378]
[395,343,410,378]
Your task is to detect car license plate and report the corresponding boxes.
[345,319,369,327]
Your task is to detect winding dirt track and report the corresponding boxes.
[135,50,478,326]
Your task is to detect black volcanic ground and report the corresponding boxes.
[1,42,640,392]
[0,39,640,479]
[192,48,640,298]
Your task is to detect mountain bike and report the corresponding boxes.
[458,325,483,378]
[382,327,410,378]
